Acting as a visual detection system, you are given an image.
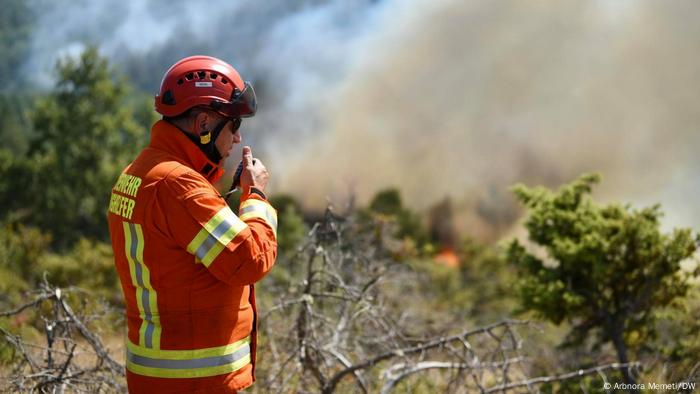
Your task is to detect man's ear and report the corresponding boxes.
[193,111,215,144]
[193,111,210,133]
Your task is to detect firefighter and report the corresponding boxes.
[107,56,278,393]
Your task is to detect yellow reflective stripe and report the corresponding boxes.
[201,241,226,267]
[123,222,138,287]
[239,199,277,237]
[135,224,161,350]
[186,206,247,266]
[123,222,161,349]
[187,230,210,259]
[126,336,251,378]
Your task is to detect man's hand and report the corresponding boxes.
[240,146,269,192]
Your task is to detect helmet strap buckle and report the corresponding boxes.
[199,131,211,144]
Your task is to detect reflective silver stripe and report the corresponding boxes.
[239,205,256,215]
[241,205,277,227]
[267,211,277,229]
[187,207,248,266]
[194,219,232,260]
[127,344,250,370]
[194,234,218,261]
[128,223,156,348]
[240,203,277,231]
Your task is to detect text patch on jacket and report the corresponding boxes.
[109,174,143,220]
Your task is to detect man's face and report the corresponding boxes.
[213,116,242,161]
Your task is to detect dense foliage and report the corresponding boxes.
[508,174,699,386]
[1,48,152,247]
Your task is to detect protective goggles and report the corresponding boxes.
[209,81,257,119]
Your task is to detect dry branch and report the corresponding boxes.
[0,279,124,393]
[257,208,628,393]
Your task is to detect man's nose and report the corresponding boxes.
[232,130,242,143]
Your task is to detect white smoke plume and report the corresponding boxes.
[26,0,700,238]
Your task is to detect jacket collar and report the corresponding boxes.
[149,120,224,183]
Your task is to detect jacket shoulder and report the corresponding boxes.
[161,164,217,201]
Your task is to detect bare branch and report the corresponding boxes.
[0,283,125,392]
[323,320,530,391]
[0,292,55,317]
[57,296,124,375]
[381,358,525,394]
[483,362,641,393]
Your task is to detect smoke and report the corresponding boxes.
[25,0,700,237]
[272,0,700,237]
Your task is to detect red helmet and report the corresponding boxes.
[155,55,257,118]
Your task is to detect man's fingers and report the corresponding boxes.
[242,146,253,166]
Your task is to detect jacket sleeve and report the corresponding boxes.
[161,169,278,286]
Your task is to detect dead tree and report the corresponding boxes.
[256,208,637,393]
[0,276,125,393]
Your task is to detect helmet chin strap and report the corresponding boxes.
[170,118,229,166]
[196,119,229,164]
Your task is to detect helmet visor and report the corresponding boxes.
[210,81,257,119]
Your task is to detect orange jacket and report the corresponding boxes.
[108,120,277,393]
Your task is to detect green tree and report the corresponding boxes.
[1,47,151,247]
[507,174,698,389]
